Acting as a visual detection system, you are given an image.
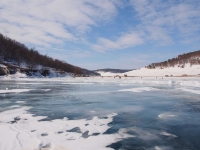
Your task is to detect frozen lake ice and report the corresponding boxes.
[0,77,200,150]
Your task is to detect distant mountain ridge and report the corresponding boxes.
[94,68,134,74]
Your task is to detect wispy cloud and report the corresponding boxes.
[130,0,200,45]
[0,0,200,70]
[0,0,120,47]
[92,32,144,52]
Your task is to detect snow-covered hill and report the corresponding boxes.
[100,64,200,77]
[0,33,99,77]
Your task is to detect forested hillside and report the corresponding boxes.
[0,33,83,74]
[146,50,200,69]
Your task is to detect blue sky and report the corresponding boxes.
[0,0,200,70]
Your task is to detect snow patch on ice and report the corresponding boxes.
[16,101,26,103]
[161,132,177,137]
[0,107,132,150]
[154,146,173,150]
[118,87,158,92]
[17,82,43,84]
[41,89,51,92]
[0,89,33,94]
[62,82,94,85]
[158,113,177,119]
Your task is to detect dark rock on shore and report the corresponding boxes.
[0,65,10,75]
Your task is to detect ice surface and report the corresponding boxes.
[178,87,200,94]
[0,77,200,149]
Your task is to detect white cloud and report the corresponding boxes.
[1,0,199,51]
[130,0,200,45]
[92,32,144,52]
[0,0,120,47]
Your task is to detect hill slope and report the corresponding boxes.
[99,50,200,77]
[125,50,200,77]
[0,33,99,77]
[146,50,200,69]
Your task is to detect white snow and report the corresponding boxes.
[41,89,51,91]
[161,132,177,137]
[96,71,116,76]
[118,87,158,92]
[0,64,7,68]
[0,107,132,150]
[62,82,94,85]
[99,64,200,77]
[0,89,33,94]
[16,101,26,103]
[158,113,177,119]
[17,82,43,84]
[4,72,28,78]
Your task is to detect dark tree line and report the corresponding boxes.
[146,50,200,69]
[0,33,82,74]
